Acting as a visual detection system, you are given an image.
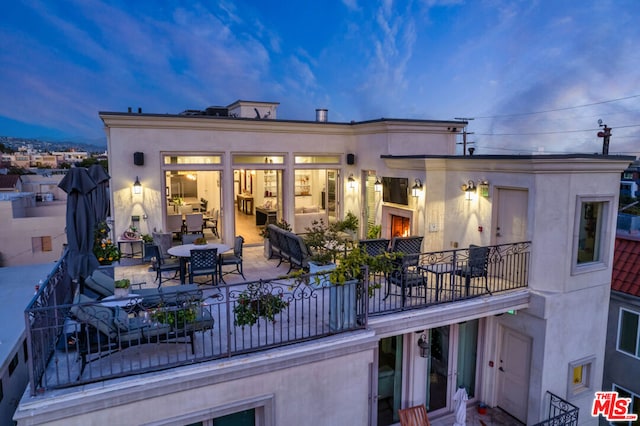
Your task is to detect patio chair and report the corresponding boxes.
[82,269,201,306]
[167,214,184,239]
[152,231,173,259]
[182,232,204,245]
[184,213,203,234]
[189,248,219,286]
[359,238,390,256]
[386,236,426,302]
[220,235,245,283]
[146,244,181,287]
[204,209,219,238]
[453,244,490,296]
[398,404,430,426]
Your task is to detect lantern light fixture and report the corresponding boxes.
[417,333,430,358]
[411,178,423,198]
[133,176,142,195]
[462,180,476,201]
[348,173,356,190]
[374,177,382,193]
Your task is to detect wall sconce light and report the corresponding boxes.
[461,180,476,201]
[412,178,423,198]
[348,173,356,190]
[374,177,382,193]
[133,176,142,195]
[417,333,430,358]
[478,180,490,197]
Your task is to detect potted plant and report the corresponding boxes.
[194,236,207,245]
[233,286,289,327]
[93,221,121,265]
[114,278,130,297]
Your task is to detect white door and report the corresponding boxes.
[497,327,531,423]
[493,188,528,244]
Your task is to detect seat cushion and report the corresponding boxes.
[84,270,115,298]
[70,293,119,338]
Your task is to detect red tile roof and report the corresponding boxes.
[612,236,640,296]
[0,174,20,189]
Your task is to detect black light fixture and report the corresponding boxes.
[374,177,382,193]
[411,178,423,198]
[417,333,430,358]
[133,176,142,195]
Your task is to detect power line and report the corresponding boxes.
[472,94,640,119]
[475,123,640,137]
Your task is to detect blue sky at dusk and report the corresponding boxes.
[1,0,639,155]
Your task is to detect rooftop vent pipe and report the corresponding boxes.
[316,109,328,122]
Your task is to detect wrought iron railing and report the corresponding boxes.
[24,241,530,394]
[24,271,368,392]
[368,242,531,315]
[24,248,76,395]
[533,391,579,426]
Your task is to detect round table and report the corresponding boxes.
[167,243,231,283]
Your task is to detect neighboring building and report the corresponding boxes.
[13,101,635,425]
[0,172,67,266]
[0,175,23,192]
[0,263,53,426]
[602,235,640,422]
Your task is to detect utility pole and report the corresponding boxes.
[454,117,475,155]
[597,119,612,155]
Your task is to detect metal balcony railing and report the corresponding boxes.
[24,242,530,394]
[533,391,579,426]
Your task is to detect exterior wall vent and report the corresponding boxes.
[316,109,328,122]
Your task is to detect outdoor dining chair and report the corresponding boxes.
[189,248,219,286]
[182,232,204,245]
[220,235,245,283]
[146,244,181,287]
[167,214,184,239]
[453,244,490,296]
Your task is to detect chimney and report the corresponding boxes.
[315,109,328,122]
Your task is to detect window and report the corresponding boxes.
[617,308,640,358]
[164,155,221,165]
[567,356,594,397]
[572,196,613,273]
[612,384,640,426]
[8,353,18,376]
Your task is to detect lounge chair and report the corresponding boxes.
[83,270,201,307]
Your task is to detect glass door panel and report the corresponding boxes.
[378,335,403,425]
[456,320,478,398]
[426,326,450,412]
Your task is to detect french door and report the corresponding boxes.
[426,320,480,415]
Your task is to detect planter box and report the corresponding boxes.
[329,280,357,331]
[308,261,336,288]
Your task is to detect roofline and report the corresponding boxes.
[98,111,467,127]
[381,154,637,161]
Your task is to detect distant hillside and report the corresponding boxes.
[0,136,106,153]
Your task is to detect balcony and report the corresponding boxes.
[24,241,530,394]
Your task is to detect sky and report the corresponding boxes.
[1,0,639,156]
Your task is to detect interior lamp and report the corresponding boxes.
[411,178,423,198]
[133,176,142,195]
[374,177,382,193]
[348,173,356,190]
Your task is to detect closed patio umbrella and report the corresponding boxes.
[87,164,110,224]
[58,167,100,281]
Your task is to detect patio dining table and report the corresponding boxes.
[419,263,455,302]
[168,243,231,284]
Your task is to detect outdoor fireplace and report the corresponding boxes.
[381,206,414,239]
[390,215,410,238]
